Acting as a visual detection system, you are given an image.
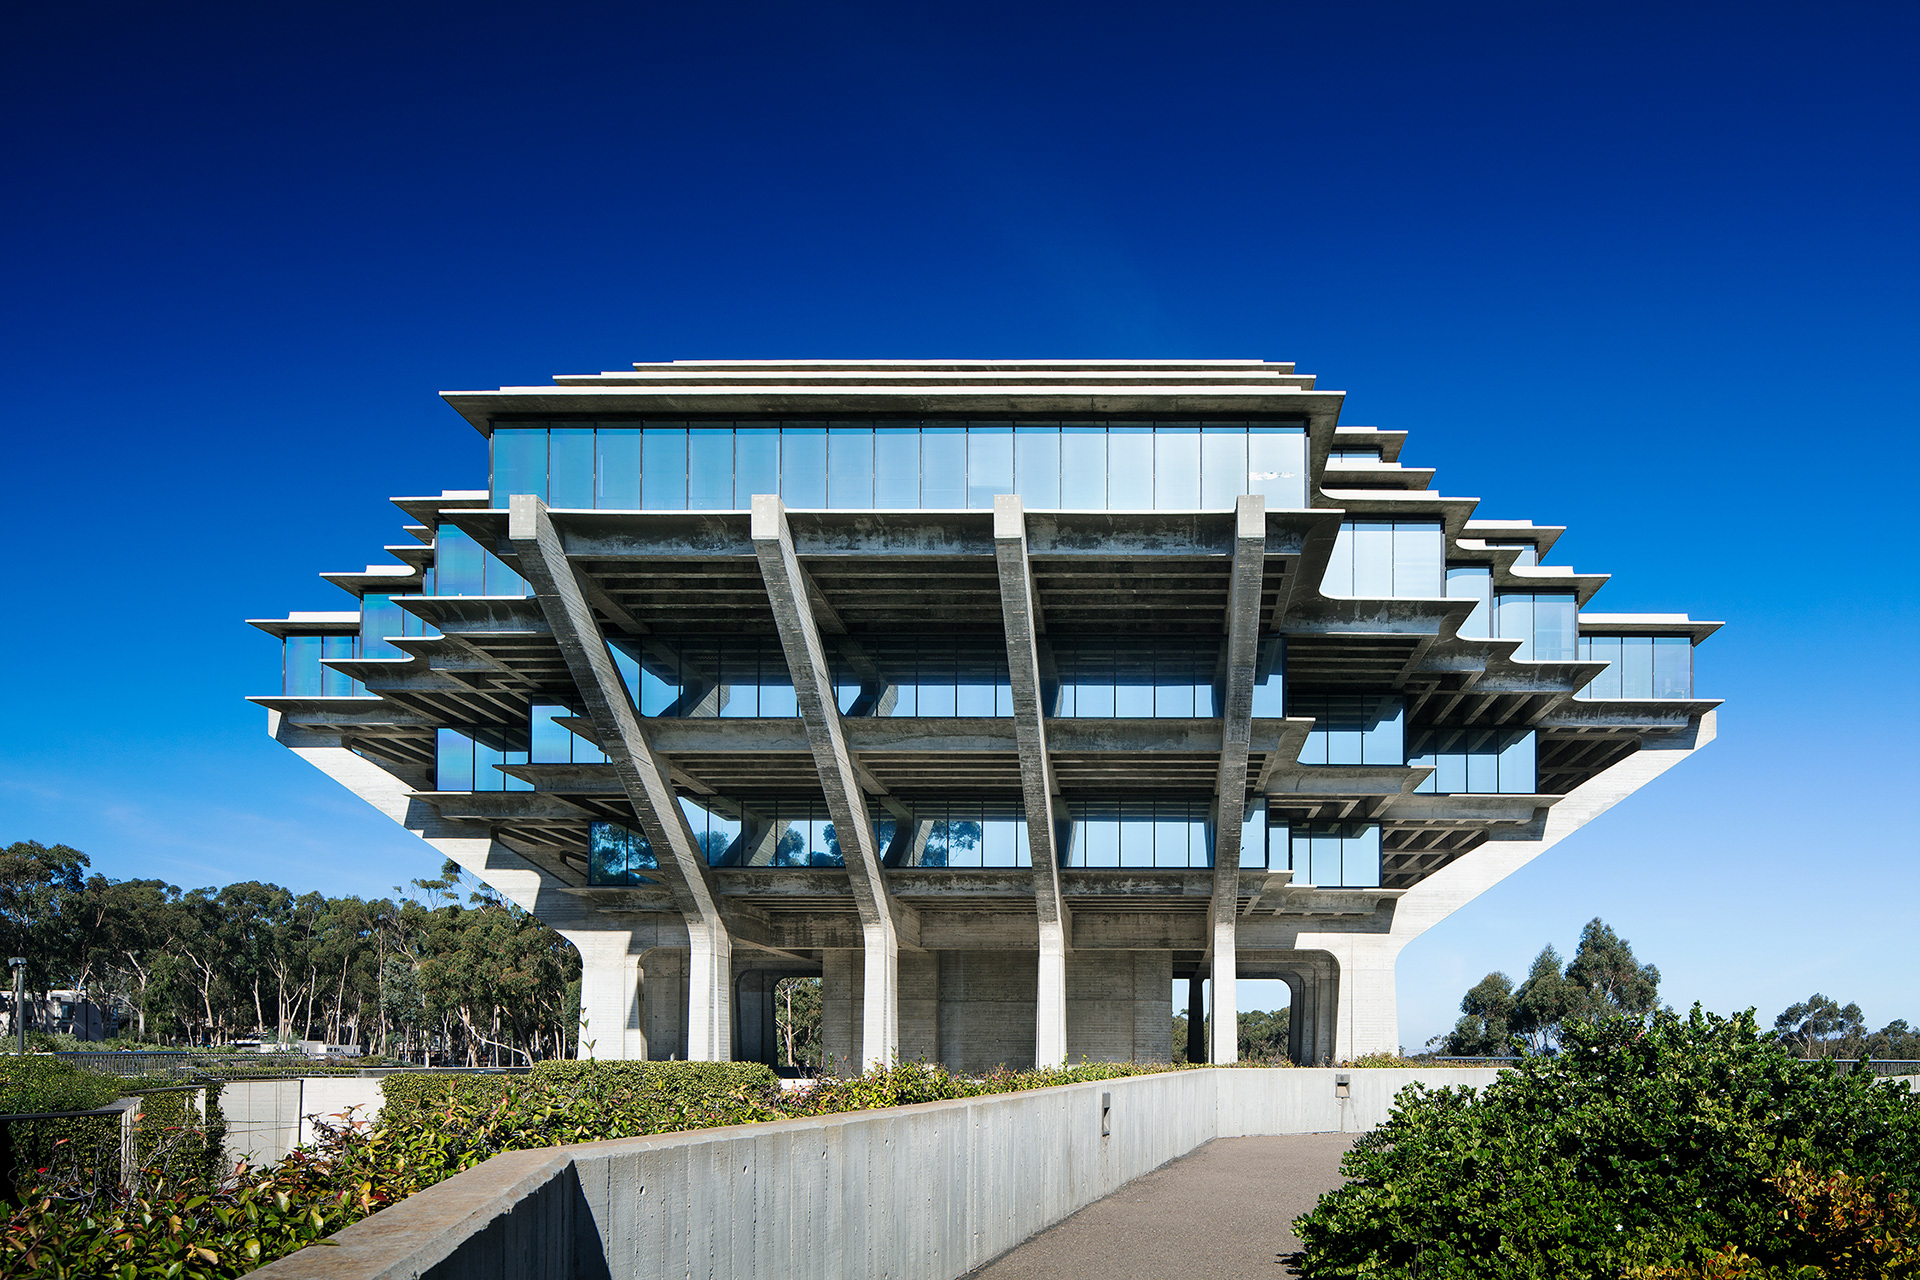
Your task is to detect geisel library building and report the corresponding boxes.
[252,360,1719,1070]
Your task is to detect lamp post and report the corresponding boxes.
[8,959,24,1055]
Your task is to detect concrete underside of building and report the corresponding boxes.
[253,360,1721,1068]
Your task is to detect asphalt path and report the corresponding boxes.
[962,1133,1354,1279]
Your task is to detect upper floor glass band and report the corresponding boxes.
[283,634,364,697]
[490,419,1310,512]
[1576,635,1691,699]
[1321,522,1444,598]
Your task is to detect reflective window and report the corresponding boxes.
[1495,593,1577,661]
[1238,798,1273,868]
[608,636,798,717]
[1321,522,1444,598]
[358,593,434,660]
[1251,637,1286,717]
[489,419,1310,511]
[1576,634,1693,699]
[530,703,609,765]
[1292,694,1405,765]
[588,821,656,884]
[1049,637,1217,718]
[1329,449,1381,461]
[1066,798,1213,868]
[829,634,1012,717]
[1287,822,1381,887]
[282,633,365,697]
[1446,565,1493,638]
[887,801,1030,868]
[435,728,532,793]
[1485,541,1539,567]
[433,525,528,596]
[1411,728,1536,793]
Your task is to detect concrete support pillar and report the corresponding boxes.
[752,495,903,1073]
[563,929,645,1060]
[507,495,733,1061]
[1207,494,1266,1067]
[1186,973,1207,1064]
[992,496,1071,1069]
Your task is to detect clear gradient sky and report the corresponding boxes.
[4,2,1915,1051]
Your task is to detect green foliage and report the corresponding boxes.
[1434,917,1664,1056]
[774,976,822,1071]
[1173,1007,1292,1064]
[1292,1006,1920,1279]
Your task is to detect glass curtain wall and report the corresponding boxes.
[1287,822,1382,887]
[491,421,1310,511]
[282,634,364,696]
[1292,694,1405,765]
[1065,799,1215,868]
[1321,522,1444,598]
[1576,635,1692,699]
[1445,565,1493,638]
[529,704,610,764]
[608,637,799,717]
[1411,729,1537,793]
[1494,593,1578,661]
[436,729,532,793]
[433,525,529,597]
[358,593,436,659]
[1050,637,1220,717]
[885,802,1031,868]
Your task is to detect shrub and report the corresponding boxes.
[1291,1006,1920,1279]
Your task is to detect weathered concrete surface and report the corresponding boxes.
[961,1134,1354,1279]
[248,1067,1499,1280]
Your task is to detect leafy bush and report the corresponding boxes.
[1292,1006,1920,1279]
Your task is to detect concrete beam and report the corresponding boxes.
[751,494,900,1072]
[1209,495,1266,1064]
[994,495,1071,1068]
[506,495,732,1062]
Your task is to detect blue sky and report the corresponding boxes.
[4,1,1914,1051]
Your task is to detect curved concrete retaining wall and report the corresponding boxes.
[251,1067,1500,1280]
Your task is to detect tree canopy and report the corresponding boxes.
[1432,918,1662,1056]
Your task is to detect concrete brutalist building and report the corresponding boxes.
[251,360,1719,1070]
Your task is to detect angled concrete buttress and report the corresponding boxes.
[992,495,1072,1068]
[1208,494,1266,1064]
[752,494,905,1071]
[506,495,732,1060]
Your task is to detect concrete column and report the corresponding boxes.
[992,495,1071,1068]
[1208,494,1266,1066]
[564,929,645,1060]
[751,495,901,1073]
[506,495,732,1061]
[1186,973,1207,1064]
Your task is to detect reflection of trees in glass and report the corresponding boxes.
[694,830,732,863]
[775,825,806,866]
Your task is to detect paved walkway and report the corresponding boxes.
[963,1134,1354,1279]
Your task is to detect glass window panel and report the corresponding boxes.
[1353,522,1395,597]
[1155,678,1194,717]
[1495,594,1535,659]
[1437,749,1468,793]
[1200,426,1248,511]
[482,545,528,597]
[947,817,983,868]
[548,427,595,508]
[1249,426,1307,509]
[642,425,688,510]
[1014,819,1032,868]
[1240,799,1267,869]
[320,634,356,697]
[1653,636,1691,699]
[1154,811,1190,868]
[283,636,320,696]
[1014,425,1061,509]
[873,424,920,507]
[780,425,827,508]
[1535,595,1577,662]
[1251,638,1285,716]
[735,426,781,508]
[1059,425,1107,508]
[435,525,484,596]
[1322,525,1355,596]
[687,427,734,510]
[437,729,473,791]
[608,640,642,710]
[1108,425,1153,509]
[490,428,548,505]
[827,423,874,509]
[956,671,996,717]
[530,704,571,764]
[966,423,1014,509]
[1328,719,1362,765]
[1466,747,1499,792]
[1618,635,1653,698]
[1310,829,1342,885]
[920,425,966,508]
[1119,807,1154,867]
[758,678,797,718]
[1447,566,1493,639]
[1393,523,1444,598]
[1343,825,1381,888]
[359,594,402,660]
[980,819,1016,868]
[1500,731,1536,793]
[916,669,956,716]
[1362,697,1404,765]
[641,654,680,716]
[1115,680,1153,717]
[472,739,506,792]
[1080,814,1119,867]
[1153,424,1201,509]
[1585,635,1623,699]
[594,427,641,509]
[1411,753,1438,794]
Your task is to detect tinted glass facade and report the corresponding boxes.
[1292,694,1405,765]
[282,634,364,697]
[434,524,528,597]
[436,728,532,793]
[491,420,1309,511]
[1576,635,1692,699]
[1494,592,1577,661]
[1446,565,1493,638]
[1287,822,1382,888]
[1411,729,1537,793]
[1320,522,1444,598]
